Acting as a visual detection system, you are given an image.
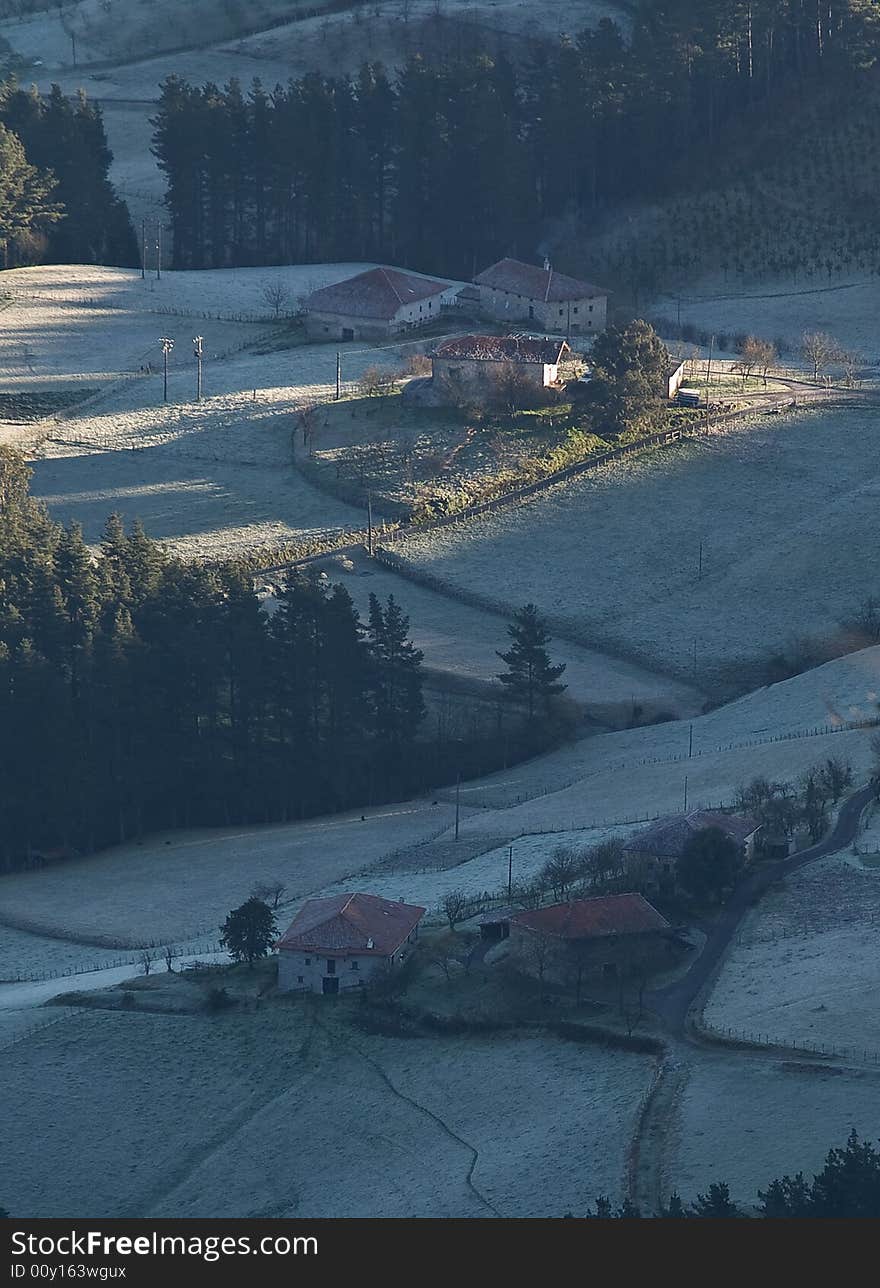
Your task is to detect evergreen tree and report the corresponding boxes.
[220,897,277,967]
[496,604,566,723]
[366,593,425,754]
[0,119,61,267]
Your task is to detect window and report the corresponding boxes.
[351,961,359,971]
[297,976,304,984]
[573,307,578,314]
[589,305,593,313]
[326,959,336,974]
[559,308,563,316]
[304,958,311,966]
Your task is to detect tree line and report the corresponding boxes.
[150,1,880,277]
[0,79,137,268]
[0,449,569,870]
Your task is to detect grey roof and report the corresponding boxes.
[622,810,761,859]
[307,267,448,320]
[475,257,608,302]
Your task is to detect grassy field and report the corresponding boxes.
[704,848,880,1058]
[3,1004,652,1217]
[390,405,880,690]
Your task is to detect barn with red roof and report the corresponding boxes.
[509,893,677,986]
[474,257,609,335]
[276,892,426,994]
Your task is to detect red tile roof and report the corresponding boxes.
[475,257,608,302]
[306,267,448,320]
[511,894,669,940]
[276,892,426,958]
[432,334,570,364]
[622,811,761,860]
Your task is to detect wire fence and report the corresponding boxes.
[6,937,226,984]
[700,1018,880,1065]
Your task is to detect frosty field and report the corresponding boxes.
[704,852,880,1056]
[3,1009,652,1218]
[670,1054,880,1206]
[664,275,880,362]
[391,405,880,687]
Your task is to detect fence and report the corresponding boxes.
[699,1018,880,1066]
[6,937,225,984]
[1,1010,80,1053]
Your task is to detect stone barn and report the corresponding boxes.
[510,893,674,986]
[622,810,761,891]
[276,892,426,994]
[474,258,609,335]
[431,334,570,405]
[305,267,450,341]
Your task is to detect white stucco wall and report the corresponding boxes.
[277,928,420,994]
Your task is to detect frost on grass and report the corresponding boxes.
[704,854,880,1055]
[672,1056,880,1206]
[392,408,880,686]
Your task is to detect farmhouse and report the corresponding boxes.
[511,893,673,980]
[622,810,761,887]
[474,257,608,335]
[431,334,571,402]
[305,267,450,341]
[276,892,425,994]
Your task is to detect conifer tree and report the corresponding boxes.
[496,604,566,723]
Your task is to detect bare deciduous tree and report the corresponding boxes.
[801,330,838,383]
[261,279,291,320]
[252,879,287,910]
[140,951,152,976]
[442,888,468,929]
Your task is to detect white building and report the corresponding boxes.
[276,892,426,995]
[430,334,571,402]
[474,258,609,336]
[305,267,451,342]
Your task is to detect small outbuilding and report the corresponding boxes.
[276,892,426,994]
[430,333,571,403]
[305,267,450,341]
[667,360,687,399]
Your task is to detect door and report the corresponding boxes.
[342,327,354,341]
[322,977,339,995]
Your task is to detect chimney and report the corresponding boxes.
[543,256,551,272]
[366,937,374,949]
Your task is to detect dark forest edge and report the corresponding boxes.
[0,448,573,872]
[0,80,137,268]
[150,2,880,280]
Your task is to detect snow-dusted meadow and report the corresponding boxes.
[0,264,465,557]
[3,1009,651,1217]
[328,560,703,721]
[391,405,880,686]
[704,850,880,1057]
[661,275,880,362]
[671,1054,880,1206]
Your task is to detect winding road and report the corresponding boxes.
[647,783,876,1036]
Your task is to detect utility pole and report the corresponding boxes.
[698,540,703,580]
[507,845,513,901]
[159,337,174,402]
[335,350,341,400]
[454,773,461,841]
[704,333,715,430]
[71,32,76,66]
[192,335,203,401]
[683,775,689,812]
[367,492,374,557]
[688,723,694,758]
[156,223,162,281]
[141,219,146,280]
